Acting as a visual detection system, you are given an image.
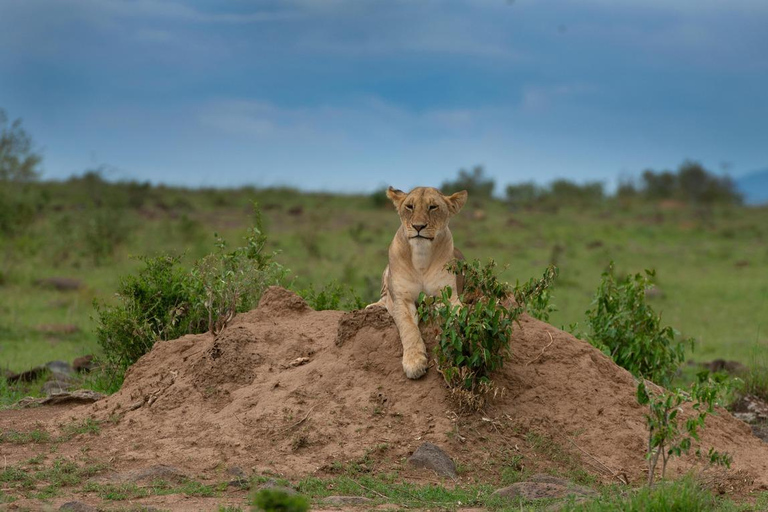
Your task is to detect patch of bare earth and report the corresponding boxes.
[3,286,768,509]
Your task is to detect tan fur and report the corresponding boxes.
[368,186,468,379]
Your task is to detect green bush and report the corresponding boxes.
[251,488,309,512]
[94,253,204,371]
[580,262,691,386]
[419,260,555,411]
[94,204,289,375]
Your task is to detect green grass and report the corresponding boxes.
[252,472,764,512]
[562,476,768,511]
[0,429,51,444]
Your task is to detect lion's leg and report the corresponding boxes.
[391,300,428,379]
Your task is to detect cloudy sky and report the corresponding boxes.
[1,0,766,192]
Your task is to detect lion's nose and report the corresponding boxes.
[413,223,427,232]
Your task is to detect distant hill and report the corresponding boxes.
[736,168,768,205]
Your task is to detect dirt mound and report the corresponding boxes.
[37,287,768,491]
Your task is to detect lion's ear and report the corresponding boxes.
[445,190,468,214]
[386,186,407,207]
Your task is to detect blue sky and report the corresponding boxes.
[1,0,766,193]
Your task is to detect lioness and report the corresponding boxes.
[369,186,467,379]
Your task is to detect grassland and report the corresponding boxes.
[1,180,766,374]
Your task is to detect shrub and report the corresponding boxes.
[94,203,289,373]
[251,488,309,512]
[418,260,556,411]
[94,254,204,370]
[637,372,732,487]
[580,262,691,386]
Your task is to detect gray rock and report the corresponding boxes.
[17,389,104,408]
[227,466,249,489]
[91,464,187,485]
[322,496,374,505]
[256,478,298,495]
[44,380,71,395]
[407,442,456,479]
[46,361,74,375]
[492,480,596,500]
[34,277,83,291]
[73,355,95,373]
[59,502,96,512]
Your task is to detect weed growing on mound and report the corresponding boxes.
[580,262,691,386]
[419,260,556,411]
[192,228,289,334]
[637,372,732,487]
[513,265,559,322]
[299,280,365,311]
[94,204,288,381]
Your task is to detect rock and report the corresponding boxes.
[731,394,768,423]
[703,359,747,375]
[407,442,457,479]
[43,380,71,395]
[73,355,95,373]
[323,496,374,505]
[255,479,298,495]
[92,464,187,485]
[644,286,664,300]
[59,501,97,512]
[492,477,597,500]
[752,424,768,444]
[34,277,83,291]
[227,466,249,488]
[17,390,104,407]
[7,366,46,383]
[36,324,80,335]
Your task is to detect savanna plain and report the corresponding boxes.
[2,174,768,511]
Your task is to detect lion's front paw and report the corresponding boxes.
[402,350,428,379]
[365,300,386,310]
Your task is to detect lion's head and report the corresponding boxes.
[386,186,468,242]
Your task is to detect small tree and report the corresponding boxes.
[0,109,43,235]
[0,108,41,182]
[441,165,495,200]
[637,372,732,487]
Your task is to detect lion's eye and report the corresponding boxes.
[428,205,438,211]
[404,204,414,211]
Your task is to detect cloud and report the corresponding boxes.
[520,83,597,112]
[197,97,487,144]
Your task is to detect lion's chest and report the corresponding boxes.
[408,243,455,297]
